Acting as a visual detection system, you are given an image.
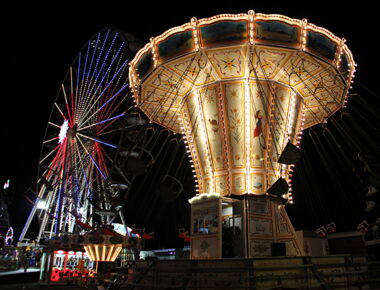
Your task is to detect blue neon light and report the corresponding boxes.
[91,137,117,149]
[94,30,110,77]
[75,52,81,116]
[97,81,129,112]
[78,40,91,100]
[93,113,125,126]
[93,42,126,97]
[85,149,107,180]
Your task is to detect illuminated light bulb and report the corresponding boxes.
[102,245,106,261]
[106,245,114,261]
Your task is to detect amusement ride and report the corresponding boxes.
[10,10,380,288]
[128,10,356,257]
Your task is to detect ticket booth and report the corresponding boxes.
[189,194,304,259]
[189,194,246,259]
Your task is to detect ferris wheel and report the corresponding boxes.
[19,28,140,243]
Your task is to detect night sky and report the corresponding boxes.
[2,2,379,247]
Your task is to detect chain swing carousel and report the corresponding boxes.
[129,10,355,258]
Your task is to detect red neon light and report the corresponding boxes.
[50,269,61,282]
[54,250,66,255]
[142,233,153,240]
[50,268,93,282]
[178,233,186,239]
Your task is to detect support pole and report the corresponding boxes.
[18,202,38,242]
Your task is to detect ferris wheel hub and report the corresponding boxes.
[68,123,78,140]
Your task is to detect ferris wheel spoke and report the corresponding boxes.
[74,141,92,202]
[97,84,128,123]
[54,102,68,121]
[82,30,116,104]
[48,122,61,128]
[72,169,89,211]
[75,39,124,125]
[61,84,73,125]
[78,112,126,132]
[39,144,60,164]
[92,30,111,79]
[70,67,76,124]
[77,132,118,149]
[43,136,59,144]
[96,98,129,135]
[76,135,107,180]
[78,80,129,128]
[77,50,128,125]
[78,41,92,104]
[78,41,102,121]
[74,53,82,123]
[99,55,128,119]
[82,34,101,99]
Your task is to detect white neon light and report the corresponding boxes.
[188,192,220,204]
[245,81,251,193]
[37,200,48,209]
[58,120,69,144]
[3,179,10,190]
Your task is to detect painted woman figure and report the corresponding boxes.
[254,110,263,137]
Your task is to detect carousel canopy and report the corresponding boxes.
[129,11,355,196]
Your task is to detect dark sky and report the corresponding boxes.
[2,2,379,245]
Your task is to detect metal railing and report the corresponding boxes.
[117,255,380,289]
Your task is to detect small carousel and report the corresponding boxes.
[38,224,141,285]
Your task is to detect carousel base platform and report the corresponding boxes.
[125,255,380,289]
